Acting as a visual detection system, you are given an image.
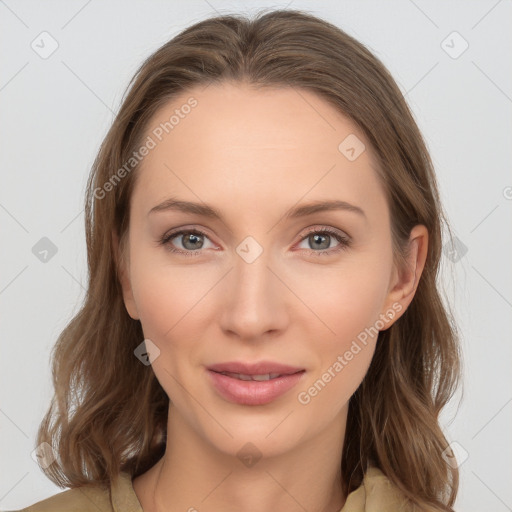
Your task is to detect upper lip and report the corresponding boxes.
[207,360,305,376]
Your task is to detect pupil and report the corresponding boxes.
[185,233,203,249]
[312,234,329,250]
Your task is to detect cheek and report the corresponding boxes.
[296,274,383,415]
[296,255,391,342]
[316,280,381,383]
[294,253,391,395]
[130,261,202,392]
[129,250,195,342]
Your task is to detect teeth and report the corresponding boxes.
[220,371,282,381]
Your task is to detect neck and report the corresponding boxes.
[140,402,348,512]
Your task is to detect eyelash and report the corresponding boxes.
[158,226,351,257]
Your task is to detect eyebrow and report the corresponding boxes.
[148,197,366,221]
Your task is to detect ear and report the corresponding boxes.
[379,224,429,329]
[112,229,140,320]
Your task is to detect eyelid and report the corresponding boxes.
[161,224,350,241]
[299,225,351,241]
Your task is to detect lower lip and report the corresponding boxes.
[207,369,306,405]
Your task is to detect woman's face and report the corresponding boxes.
[116,82,415,460]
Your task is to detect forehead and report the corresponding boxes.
[131,81,387,221]
[145,81,362,153]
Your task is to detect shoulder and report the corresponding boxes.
[342,466,419,512]
[5,482,113,512]
[6,472,142,512]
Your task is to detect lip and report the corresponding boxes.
[207,369,306,405]
[207,360,305,376]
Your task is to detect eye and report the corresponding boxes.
[159,228,214,257]
[159,226,351,257]
[295,227,351,256]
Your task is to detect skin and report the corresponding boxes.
[113,81,428,512]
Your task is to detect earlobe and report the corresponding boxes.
[112,229,140,321]
[380,224,429,329]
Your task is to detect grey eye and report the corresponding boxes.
[180,232,205,250]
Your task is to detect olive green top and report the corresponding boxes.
[8,466,417,511]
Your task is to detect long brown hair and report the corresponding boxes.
[36,9,462,511]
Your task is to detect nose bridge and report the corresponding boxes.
[234,238,272,299]
[219,236,287,338]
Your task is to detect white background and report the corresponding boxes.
[1,1,511,511]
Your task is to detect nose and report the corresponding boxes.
[218,245,289,341]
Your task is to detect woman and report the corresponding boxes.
[14,8,462,512]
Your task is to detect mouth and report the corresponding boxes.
[207,368,306,406]
[211,370,304,381]
[207,360,305,377]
